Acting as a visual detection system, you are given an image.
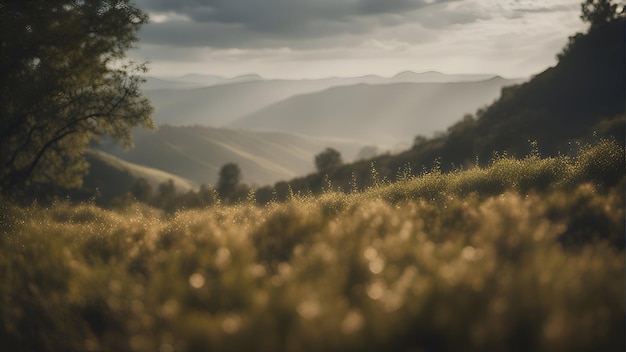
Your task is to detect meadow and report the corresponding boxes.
[1,139,624,352]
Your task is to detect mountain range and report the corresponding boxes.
[87,71,523,198]
[142,71,519,132]
[229,76,522,145]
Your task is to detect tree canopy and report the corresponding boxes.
[315,148,343,173]
[217,163,242,200]
[581,0,625,27]
[0,0,154,197]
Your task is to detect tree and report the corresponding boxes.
[413,135,428,149]
[158,179,176,199]
[130,177,152,202]
[315,148,342,173]
[217,163,242,200]
[581,0,624,27]
[0,0,154,197]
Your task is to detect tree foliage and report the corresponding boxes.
[581,0,625,27]
[315,148,343,173]
[217,163,242,200]
[129,177,152,202]
[0,0,154,197]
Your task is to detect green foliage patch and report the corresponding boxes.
[0,141,624,352]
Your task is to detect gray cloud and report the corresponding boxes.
[134,0,468,48]
[505,4,579,19]
[131,0,585,80]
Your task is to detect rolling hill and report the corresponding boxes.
[143,79,342,126]
[93,125,366,187]
[83,150,197,202]
[230,77,523,145]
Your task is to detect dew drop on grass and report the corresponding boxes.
[399,221,413,240]
[383,293,404,313]
[368,257,385,274]
[160,299,179,318]
[222,315,242,334]
[189,273,205,289]
[367,282,385,300]
[341,310,364,334]
[297,299,321,320]
[248,264,266,278]
[215,247,231,268]
[277,262,292,278]
[363,246,378,260]
[461,246,476,261]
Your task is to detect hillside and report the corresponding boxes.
[83,150,197,203]
[463,18,625,161]
[144,79,344,126]
[230,77,522,145]
[93,125,366,187]
[143,72,507,128]
[257,15,625,199]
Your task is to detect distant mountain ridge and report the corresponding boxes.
[229,77,523,145]
[141,73,264,90]
[141,71,517,129]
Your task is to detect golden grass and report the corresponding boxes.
[1,140,623,352]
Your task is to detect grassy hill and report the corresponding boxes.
[83,150,197,203]
[230,77,522,145]
[1,140,623,352]
[93,125,366,187]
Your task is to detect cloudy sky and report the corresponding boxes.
[130,0,589,79]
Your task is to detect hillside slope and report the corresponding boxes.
[83,150,197,202]
[466,18,625,160]
[144,79,343,126]
[94,125,365,187]
[256,16,625,199]
[230,77,522,145]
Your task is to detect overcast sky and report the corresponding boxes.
[130,0,589,79]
